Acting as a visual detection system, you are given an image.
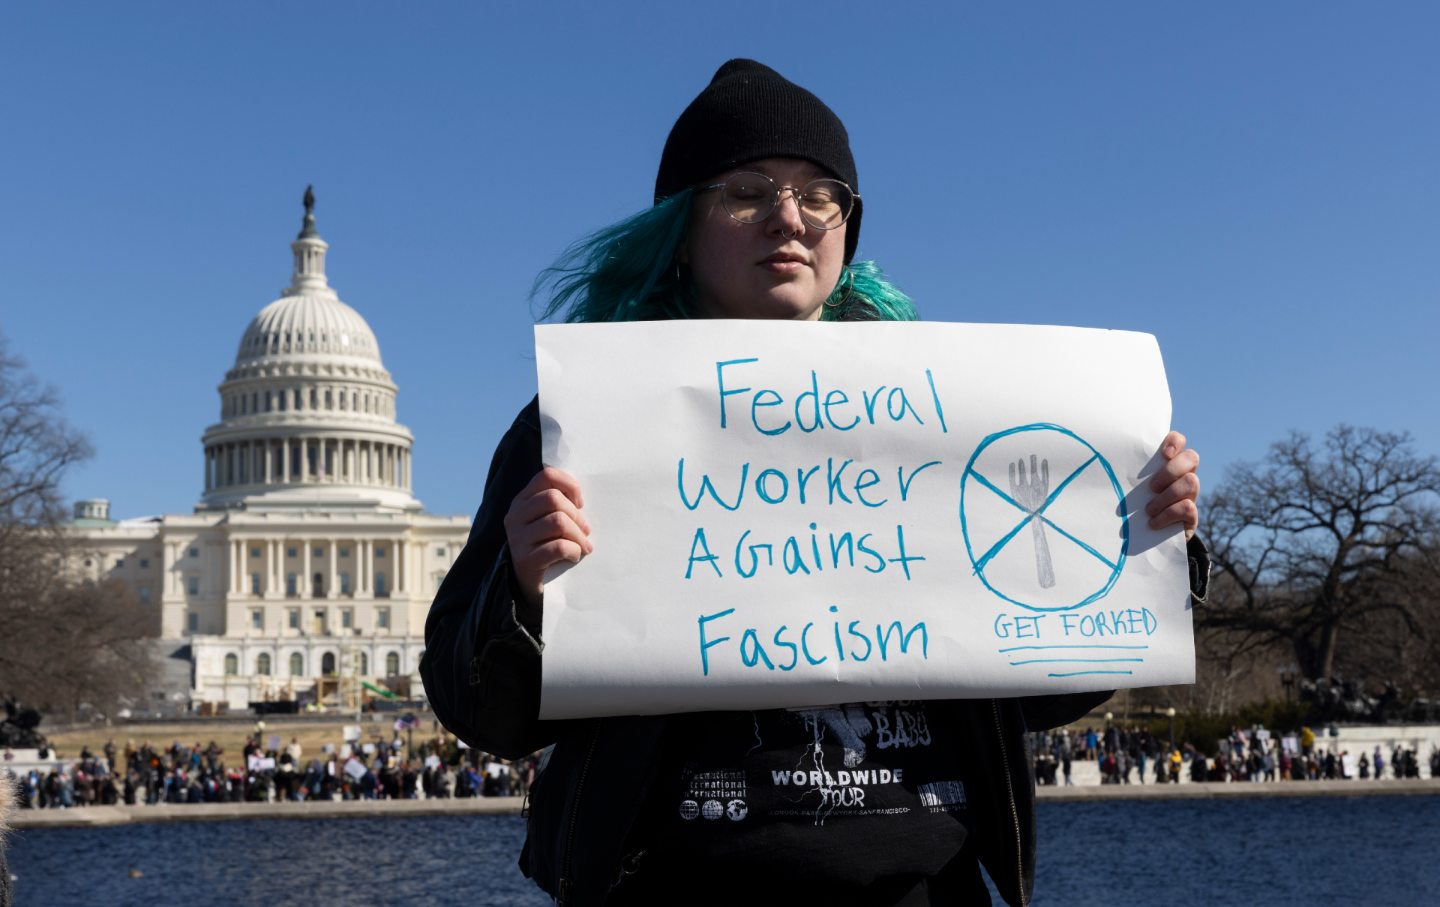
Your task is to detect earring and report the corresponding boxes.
[825,266,855,309]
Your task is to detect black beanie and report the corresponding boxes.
[655,59,862,263]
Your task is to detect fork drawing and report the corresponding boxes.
[1009,454,1056,588]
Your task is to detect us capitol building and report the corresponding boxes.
[67,190,470,711]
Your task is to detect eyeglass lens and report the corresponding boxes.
[721,173,853,230]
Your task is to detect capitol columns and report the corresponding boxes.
[281,438,290,483]
[302,542,312,598]
[163,540,177,596]
[328,539,338,599]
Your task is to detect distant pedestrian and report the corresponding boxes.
[2,771,14,907]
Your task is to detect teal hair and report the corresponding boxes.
[534,191,695,323]
[823,259,918,322]
[533,190,917,323]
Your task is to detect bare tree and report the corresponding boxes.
[0,334,91,557]
[1202,426,1440,684]
[0,332,154,720]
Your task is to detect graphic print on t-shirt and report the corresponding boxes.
[677,769,750,825]
[673,701,967,829]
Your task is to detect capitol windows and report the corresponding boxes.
[375,571,388,598]
[115,558,125,569]
[385,652,400,677]
[287,608,300,629]
[434,571,445,592]
[250,608,263,630]
[358,652,369,676]
[340,572,351,596]
[188,613,199,632]
[436,547,446,557]
[140,558,149,569]
[325,389,332,409]
[310,388,318,409]
[251,573,261,594]
[286,573,298,598]
[256,653,272,676]
[289,653,304,676]
[189,548,199,558]
[313,546,323,558]
[376,607,391,631]
[224,654,238,675]
[287,547,298,558]
[138,586,150,603]
[312,572,324,598]
[187,575,200,596]
[341,608,353,629]
[322,652,337,676]
[339,547,350,558]
[250,547,261,559]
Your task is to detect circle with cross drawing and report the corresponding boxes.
[959,423,1128,612]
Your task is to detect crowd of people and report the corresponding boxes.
[5,719,1437,808]
[1030,722,1440,785]
[1,728,536,809]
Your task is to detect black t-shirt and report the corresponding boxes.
[612,701,991,906]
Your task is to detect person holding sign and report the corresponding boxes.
[422,60,1205,906]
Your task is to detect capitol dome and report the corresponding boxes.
[236,294,382,367]
[198,188,420,513]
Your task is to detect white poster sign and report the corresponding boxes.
[536,321,1195,719]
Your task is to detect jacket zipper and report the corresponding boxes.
[991,699,1026,907]
[556,724,602,907]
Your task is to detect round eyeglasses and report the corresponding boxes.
[698,171,858,231]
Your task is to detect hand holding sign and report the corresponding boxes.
[1146,431,1201,539]
[504,466,593,613]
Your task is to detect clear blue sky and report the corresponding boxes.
[2,2,1436,520]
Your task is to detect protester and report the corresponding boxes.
[1,769,13,907]
[421,59,1206,906]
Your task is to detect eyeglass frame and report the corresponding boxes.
[696,171,860,231]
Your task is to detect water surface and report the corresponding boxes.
[9,795,1438,905]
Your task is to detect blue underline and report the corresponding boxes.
[1011,658,1146,666]
[997,644,1150,653]
[1047,670,1135,677]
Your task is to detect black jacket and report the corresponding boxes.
[422,398,1208,906]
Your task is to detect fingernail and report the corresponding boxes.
[1164,445,1175,457]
